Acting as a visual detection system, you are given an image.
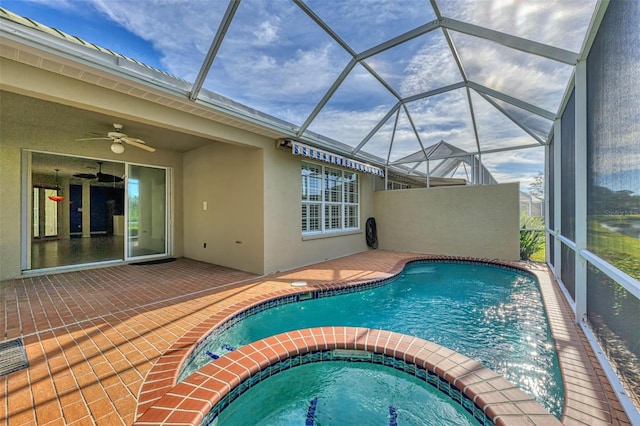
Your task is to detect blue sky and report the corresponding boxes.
[3,0,603,192]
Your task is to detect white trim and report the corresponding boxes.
[581,250,640,300]
[557,234,576,251]
[302,229,362,241]
[21,150,31,271]
[124,163,172,262]
[574,60,588,324]
[553,119,563,279]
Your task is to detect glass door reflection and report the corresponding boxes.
[127,165,167,259]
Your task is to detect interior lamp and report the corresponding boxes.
[48,168,65,202]
[111,142,125,154]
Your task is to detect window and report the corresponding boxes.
[387,181,410,190]
[302,161,359,234]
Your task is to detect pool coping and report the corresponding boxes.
[134,327,559,425]
[133,255,626,425]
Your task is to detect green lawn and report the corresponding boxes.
[530,244,546,263]
[588,217,640,279]
[518,215,639,277]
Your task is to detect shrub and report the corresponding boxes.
[520,214,545,260]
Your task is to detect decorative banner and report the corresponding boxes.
[292,142,384,176]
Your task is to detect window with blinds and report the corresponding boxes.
[302,161,359,234]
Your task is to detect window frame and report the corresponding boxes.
[301,161,359,236]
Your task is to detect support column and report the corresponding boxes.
[553,119,562,276]
[574,60,588,324]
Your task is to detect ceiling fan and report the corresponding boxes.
[73,161,123,183]
[77,123,156,153]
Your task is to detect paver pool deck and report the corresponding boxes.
[0,250,632,425]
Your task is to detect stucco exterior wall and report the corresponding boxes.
[373,183,520,261]
[262,147,374,275]
[182,143,264,274]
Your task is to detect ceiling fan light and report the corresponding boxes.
[111,142,125,154]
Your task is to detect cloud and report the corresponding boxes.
[253,20,280,45]
[304,0,434,52]
[437,0,598,52]
[451,32,573,112]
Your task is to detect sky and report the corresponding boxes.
[2,0,602,192]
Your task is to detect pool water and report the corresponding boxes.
[184,261,564,417]
[211,361,481,426]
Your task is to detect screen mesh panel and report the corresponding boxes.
[560,243,575,301]
[584,0,640,410]
[587,265,640,408]
[586,0,640,281]
[560,90,576,242]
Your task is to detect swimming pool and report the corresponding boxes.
[180,260,564,418]
[210,359,486,425]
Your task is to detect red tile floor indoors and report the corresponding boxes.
[0,250,632,425]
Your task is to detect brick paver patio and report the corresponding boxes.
[0,251,631,425]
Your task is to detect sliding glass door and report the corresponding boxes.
[126,164,168,259]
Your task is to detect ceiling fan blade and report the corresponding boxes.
[96,172,123,183]
[73,173,97,179]
[122,136,156,152]
[76,137,111,141]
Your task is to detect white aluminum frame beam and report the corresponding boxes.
[402,103,429,159]
[189,0,240,101]
[293,0,355,56]
[402,82,466,103]
[352,102,402,154]
[441,18,579,65]
[476,91,546,144]
[357,20,441,61]
[386,109,401,164]
[391,142,541,165]
[553,119,563,277]
[468,82,556,120]
[297,59,357,136]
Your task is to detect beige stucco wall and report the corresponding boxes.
[262,147,374,275]
[182,142,264,274]
[180,141,375,276]
[373,183,520,261]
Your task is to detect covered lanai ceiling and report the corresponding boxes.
[0,0,602,186]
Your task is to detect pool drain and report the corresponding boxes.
[0,338,29,376]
